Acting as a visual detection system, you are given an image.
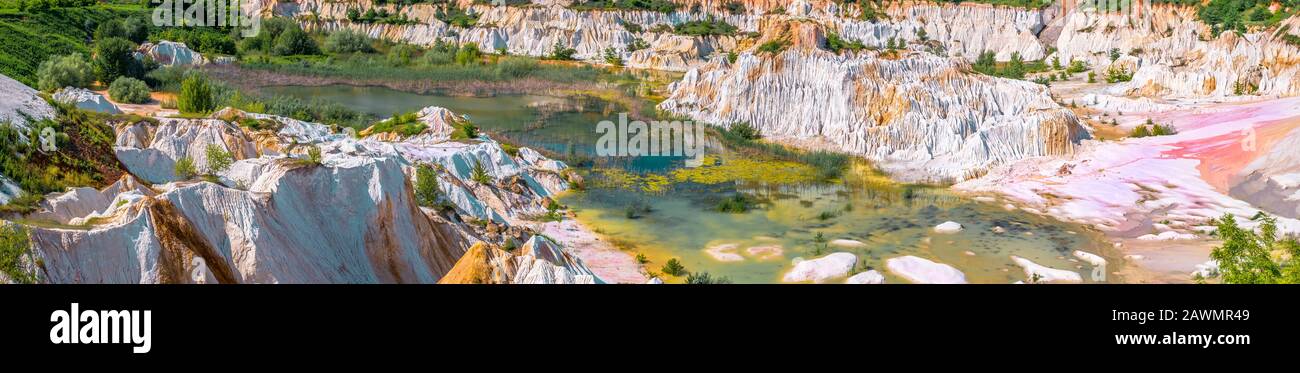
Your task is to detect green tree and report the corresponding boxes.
[387,43,420,66]
[324,29,374,54]
[306,145,322,165]
[471,160,491,185]
[92,37,144,84]
[35,53,93,92]
[108,77,151,104]
[455,42,482,65]
[92,19,126,41]
[122,17,151,44]
[174,156,197,179]
[661,258,687,276]
[204,144,233,175]
[177,74,215,114]
[271,26,319,56]
[1208,214,1300,284]
[549,40,576,60]
[414,164,443,207]
[602,47,623,66]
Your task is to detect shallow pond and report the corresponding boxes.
[261,84,1126,284]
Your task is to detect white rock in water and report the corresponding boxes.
[829,239,866,248]
[934,221,964,234]
[645,277,664,284]
[1137,231,1197,241]
[53,87,121,114]
[704,243,745,262]
[844,270,885,284]
[782,252,857,283]
[1011,256,1082,283]
[744,245,784,260]
[886,256,967,284]
[1072,250,1107,267]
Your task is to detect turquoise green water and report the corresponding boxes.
[261,84,1125,284]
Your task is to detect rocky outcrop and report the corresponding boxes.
[20,104,598,283]
[0,73,55,132]
[1054,4,1300,98]
[439,236,600,284]
[885,255,966,284]
[53,87,122,114]
[661,40,1088,182]
[782,252,856,283]
[1232,125,1300,219]
[137,41,207,67]
[0,175,20,205]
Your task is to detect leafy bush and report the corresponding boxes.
[716,193,754,213]
[493,57,537,78]
[673,18,737,36]
[726,122,761,141]
[1,224,38,284]
[435,5,479,28]
[174,156,196,179]
[324,29,374,54]
[1129,119,1178,138]
[177,73,216,114]
[35,53,93,91]
[1105,65,1132,83]
[306,145,322,165]
[204,144,232,175]
[661,258,687,276]
[757,39,790,54]
[386,43,421,66]
[826,32,866,53]
[570,0,679,13]
[455,43,482,65]
[1205,213,1300,284]
[450,120,479,140]
[92,37,143,84]
[603,47,623,66]
[108,76,150,104]
[549,40,577,60]
[368,112,426,136]
[685,272,731,284]
[271,26,319,56]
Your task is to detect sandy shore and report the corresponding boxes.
[539,215,649,284]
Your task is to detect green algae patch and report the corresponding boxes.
[670,156,819,185]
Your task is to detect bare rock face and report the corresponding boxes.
[53,87,122,114]
[439,236,600,284]
[660,46,1088,182]
[842,0,1048,61]
[137,41,207,67]
[0,73,56,131]
[29,156,470,283]
[1055,5,1300,98]
[21,103,596,283]
[114,117,261,183]
[1232,125,1300,219]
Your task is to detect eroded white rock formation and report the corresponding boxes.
[19,104,597,284]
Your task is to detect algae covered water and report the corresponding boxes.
[262,84,1125,284]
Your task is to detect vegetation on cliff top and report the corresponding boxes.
[1,100,129,213]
